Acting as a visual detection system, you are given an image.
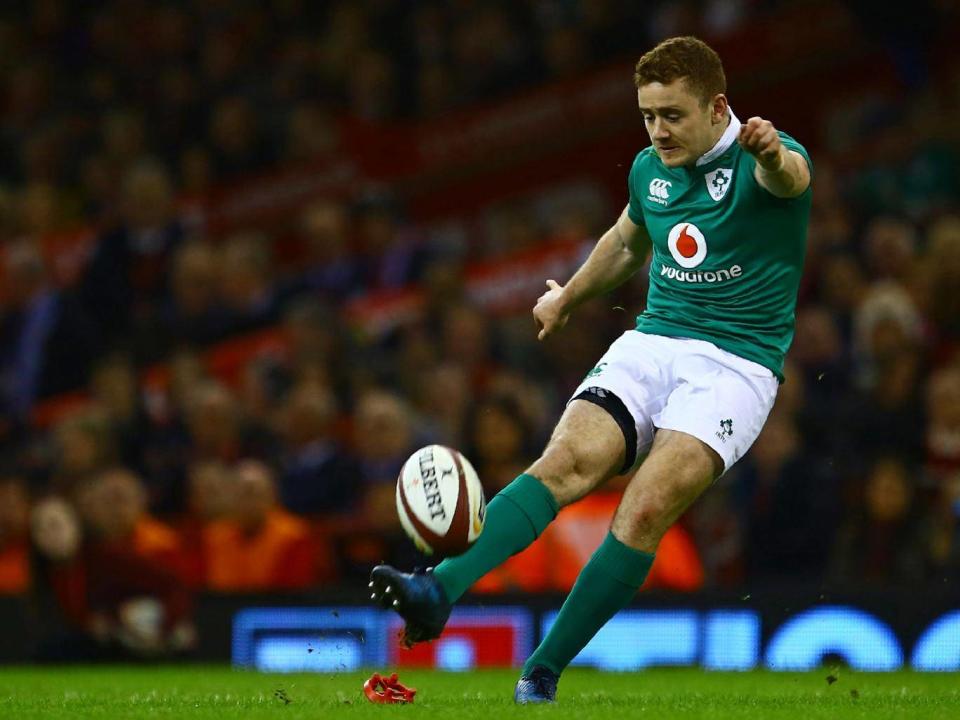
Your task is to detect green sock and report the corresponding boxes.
[433,473,558,602]
[522,531,654,677]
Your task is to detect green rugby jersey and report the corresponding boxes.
[627,116,812,381]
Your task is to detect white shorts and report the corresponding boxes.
[569,331,779,474]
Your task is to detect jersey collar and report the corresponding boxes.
[695,108,741,167]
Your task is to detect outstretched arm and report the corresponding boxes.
[739,116,810,199]
[533,206,651,341]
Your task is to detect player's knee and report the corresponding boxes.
[623,501,670,547]
[532,438,599,505]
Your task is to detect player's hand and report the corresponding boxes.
[533,279,570,341]
[738,116,784,171]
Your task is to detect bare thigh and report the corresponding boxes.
[527,399,626,508]
[610,428,723,553]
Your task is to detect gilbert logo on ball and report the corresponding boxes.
[396,445,485,556]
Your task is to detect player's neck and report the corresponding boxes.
[694,108,741,167]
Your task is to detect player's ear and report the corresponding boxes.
[710,94,728,124]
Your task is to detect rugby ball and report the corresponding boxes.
[396,445,486,556]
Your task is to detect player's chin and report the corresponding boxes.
[657,147,687,166]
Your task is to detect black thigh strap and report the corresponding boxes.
[572,386,638,474]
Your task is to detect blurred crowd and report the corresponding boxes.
[0,0,958,660]
[0,0,748,237]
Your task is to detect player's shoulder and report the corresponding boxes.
[633,145,659,168]
[630,146,660,179]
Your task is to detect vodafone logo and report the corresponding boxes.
[667,222,707,268]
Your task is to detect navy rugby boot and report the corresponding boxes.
[369,565,452,647]
[513,665,558,704]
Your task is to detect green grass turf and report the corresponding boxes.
[0,667,958,719]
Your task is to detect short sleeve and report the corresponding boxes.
[778,131,813,179]
[627,152,646,225]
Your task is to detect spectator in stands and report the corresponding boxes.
[100,110,147,179]
[184,380,273,468]
[862,216,918,284]
[788,304,851,457]
[347,50,398,123]
[852,282,925,389]
[335,387,426,577]
[316,3,371,97]
[927,468,960,580]
[790,305,848,400]
[284,102,340,164]
[277,298,357,410]
[386,323,440,408]
[178,145,214,197]
[163,240,229,347]
[483,203,543,259]
[185,461,235,527]
[353,190,431,292]
[79,159,184,358]
[18,182,62,237]
[417,61,459,118]
[0,475,30,594]
[540,25,588,80]
[843,284,927,465]
[817,251,867,346]
[276,383,357,515]
[926,365,960,481]
[154,59,205,170]
[419,260,468,331]
[77,468,183,574]
[412,361,474,449]
[540,296,614,399]
[828,457,929,587]
[30,494,194,661]
[440,302,500,391]
[467,393,535,496]
[237,357,279,432]
[218,232,282,334]
[353,389,420,527]
[486,370,553,447]
[203,460,316,591]
[178,461,235,588]
[0,241,100,418]
[296,199,363,302]
[734,411,841,583]
[164,349,208,424]
[207,96,273,179]
[48,409,118,496]
[449,5,531,100]
[921,215,960,355]
[88,354,153,480]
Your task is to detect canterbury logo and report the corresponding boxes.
[648,178,672,200]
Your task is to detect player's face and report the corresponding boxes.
[637,79,727,167]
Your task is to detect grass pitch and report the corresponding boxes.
[0,666,958,719]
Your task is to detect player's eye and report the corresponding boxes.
[642,114,654,122]
[666,114,680,122]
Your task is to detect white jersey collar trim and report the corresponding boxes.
[695,108,741,167]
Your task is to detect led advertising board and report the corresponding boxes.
[232,604,960,673]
